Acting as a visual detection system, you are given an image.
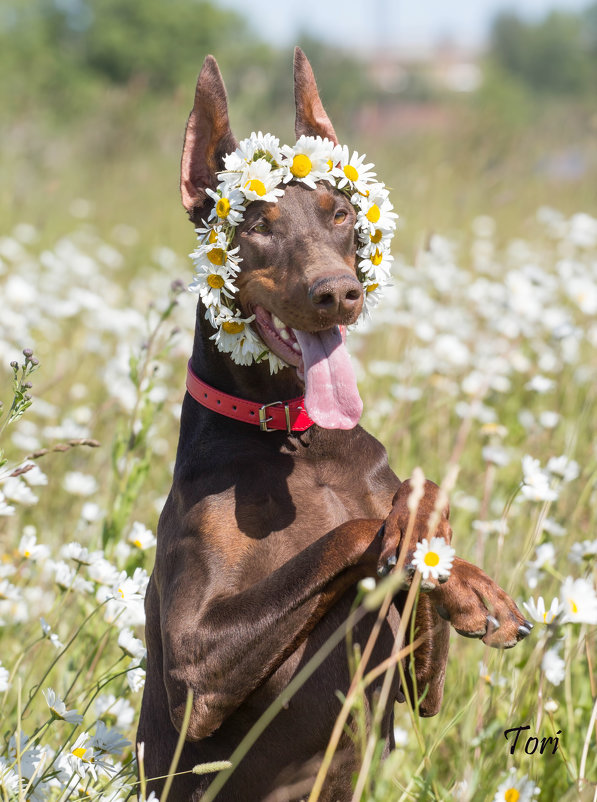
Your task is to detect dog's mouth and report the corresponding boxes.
[253,305,363,430]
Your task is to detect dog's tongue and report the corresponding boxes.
[292,326,362,430]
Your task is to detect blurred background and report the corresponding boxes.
[1,0,596,257]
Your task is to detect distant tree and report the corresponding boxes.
[489,4,597,95]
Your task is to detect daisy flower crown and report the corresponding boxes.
[189,131,397,372]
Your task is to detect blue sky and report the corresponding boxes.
[216,0,593,50]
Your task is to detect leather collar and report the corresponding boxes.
[185,361,314,433]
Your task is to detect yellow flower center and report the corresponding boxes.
[207,274,225,289]
[133,539,143,549]
[222,321,245,335]
[326,158,334,171]
[366,204,381,223]
[370,229,383,243]
[569,598,578,614]
[343,164,359,182]
[291,154,312,178]
[504,790,520,802]
[24,550,31,558]
[543,612,548,622]
[207,248,226,266]
[423,551,440,567]
[117,588,124,598]
[366,283,379,294]
[371,249,383,266]
[72,747,87,759]
[216,198,231,218]
[245,178,267,196]
[208,229,218,244]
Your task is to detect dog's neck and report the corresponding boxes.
[190,306,304,405]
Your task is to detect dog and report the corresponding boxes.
[137,49,531,802]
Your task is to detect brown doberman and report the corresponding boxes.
[137,49,531,802]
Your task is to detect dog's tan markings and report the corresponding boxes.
[318,193,336,214]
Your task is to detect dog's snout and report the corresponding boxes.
[309,275,363,320]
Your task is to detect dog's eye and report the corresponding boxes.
[334,210,347,225]
[252,222,270,235]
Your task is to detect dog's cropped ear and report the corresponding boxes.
[181,55,238,222]
[294,47,338,145]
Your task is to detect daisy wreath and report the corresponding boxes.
[189,131,397,371]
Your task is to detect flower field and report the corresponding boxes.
[1,141,596,800]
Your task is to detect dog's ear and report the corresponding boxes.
[294,47,338,144]
[181,55,238,222]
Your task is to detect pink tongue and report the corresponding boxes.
[292,326,362,430]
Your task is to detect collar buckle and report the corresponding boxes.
[259,401,292,433]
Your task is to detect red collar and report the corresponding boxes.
[185,361,314,433]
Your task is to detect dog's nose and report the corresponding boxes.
[309,275,363,319]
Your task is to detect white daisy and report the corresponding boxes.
[239,159,285,203]
[357,243,393,280]
[546,455,580,482]
[118,627,146,660]
[559,576,597,624]
[0,661,9,692]
[332,146,376,194]
[226,131,281,170]
[127,521,156,551]
[411,537,455,581]
[42,688,83,724]
[542,646,565,685]
[492,771,540,802]
[280,135,334,189]
[569,538,597,564]
[90,721,131,755]
[522,595,561,624]
[205,185,245,225]
[354,187,397,236]
[520,455,558,502]
[18,529,50,561]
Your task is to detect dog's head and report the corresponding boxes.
[181,49,395,429]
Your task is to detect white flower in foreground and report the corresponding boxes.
[520,455,558,502]
[522,596,561,625]
[560,577,597,624]
[542,647,565,686]
[569,538,597,564]
[1,476,38,505]
[62,471,98,496]
[60,541,102,566]
[0,661,10,692]
[20,462,48,486]
[43,688,83,724]
[127,664,146,693]
[0,491,15,516]
[90,721,131,755]
[8,733,46,780]
[118,627,146,660]
[525,542,556,590]
[493,770,539,802]
[40,618,64,649]
[546,455,580,483]
[127,521,157,551]
[411,537,455,581]
[18,528,50,561]
[95,695,135,729]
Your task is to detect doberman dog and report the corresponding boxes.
[137,49,531,802]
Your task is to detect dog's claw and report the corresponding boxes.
[404,562,416,577]
[386,554,397,567]
[436,605,450,621]
[486,615,500,631]
[517,622,533,640]
[420,578,436,593]
[438,572,450,584]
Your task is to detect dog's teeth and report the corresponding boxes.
[272,315,285,330]
[280,329,290,341]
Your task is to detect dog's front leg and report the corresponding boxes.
[160,516,392,742]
